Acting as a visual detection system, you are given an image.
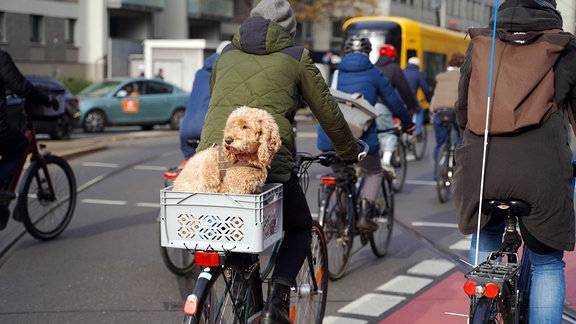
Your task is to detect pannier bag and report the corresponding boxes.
[329,88,378,138]
[467,28,573,135]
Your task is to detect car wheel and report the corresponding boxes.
[169,108,185,130]
[83,110,106,133]
[51,114,72,140]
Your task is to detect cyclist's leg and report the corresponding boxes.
[469,222,505,267]
[528,248,565,323]
[264,174,312,322]
[414,105,424,136]
[357,154,383,231]
[432,113,449,180]
[375,103,397,167]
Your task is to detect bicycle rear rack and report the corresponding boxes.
[466,260,520,289]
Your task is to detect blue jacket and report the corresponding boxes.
[317,52,412,154]
[179,53,218,159]
[402,63,432,103]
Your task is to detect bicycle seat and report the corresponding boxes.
[482,199,531,218]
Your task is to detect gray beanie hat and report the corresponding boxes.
[250,0,297,37]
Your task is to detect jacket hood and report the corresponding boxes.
[338,53,373,73]
[490,0,563,31]
[232,16,294,55]
[374,55,394,68]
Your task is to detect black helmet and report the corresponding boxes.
[343,35,372,55]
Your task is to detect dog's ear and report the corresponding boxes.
[257,113,282,168]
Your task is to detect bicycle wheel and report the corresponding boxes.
[319,184,353,280]
[391,141,407,193]
[160,246,196,276]
[18,155,77,240]
[184,254,263,324]
[436,143,452,203]
[407,125,427,160]
[370,172,394,257]
[290,221,328,323]
[470,285,515,324]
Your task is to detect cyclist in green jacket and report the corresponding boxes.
[197,1,358,322]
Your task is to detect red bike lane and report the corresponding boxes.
[381,250,576,323]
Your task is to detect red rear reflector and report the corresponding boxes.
[163,171,179,179]
[195,251,220,267]
[321,176,336,185]
[484,283,499,298]
[184,294,199,315]
[463,280,476,296]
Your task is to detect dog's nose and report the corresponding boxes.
[225,137,234,145]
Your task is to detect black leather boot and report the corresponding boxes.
[356,199,378,232]
[261,279,292,324]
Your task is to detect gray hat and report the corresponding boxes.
[250,0,297,37]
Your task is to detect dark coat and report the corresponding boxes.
[198,16,358,183]
[0,49,50,133]
[317,52,412,154]
[402,63,432,102]
[453,0,576,251]
[374,55,418,113]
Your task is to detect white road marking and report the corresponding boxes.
[376,275,433,294]
[81,198,127,205]
[338,293,405,317]
[81,162,119,168]
[411,221,458,228]
[133,165,168,171]
[405,179,436,186]
[136,202,160,208]
[407,259,455,277]
[322,316,368,324]
[450,239,472,251]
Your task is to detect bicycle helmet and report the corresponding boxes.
[343,35,372,55]
[379,44,397,59]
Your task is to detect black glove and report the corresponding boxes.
[49,95,60,111]
[342,157,358,165]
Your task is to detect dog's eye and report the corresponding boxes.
[242,125,249,129]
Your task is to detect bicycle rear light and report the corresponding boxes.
[184,294,199,315]
[163,171,179,180]
[194,251,220,267]
[321,176,336,185]
[464,280,499,298]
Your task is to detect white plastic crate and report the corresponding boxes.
[160,183,283,253]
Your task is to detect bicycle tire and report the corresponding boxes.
[407,125,427,160]
[470,285,516,324]
[370,172,394,257]
[290,220,328,323]
[160,245,196,276]
[436,143,452,203]
[391,140,407,193]
[319,183,353,280]
[18,155,77,240]
[185,254,263,324]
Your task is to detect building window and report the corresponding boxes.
[0,12,4,42]
[30,15,44,43]
[65,18,76,44]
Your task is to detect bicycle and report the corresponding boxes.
[435,108,458,203]
[463,199,531,323]
[317,139,394,280]
[401,119,427,161]
[3,98,77,240]
[378,122,407,193]
[159,146,353,323]
[158,138,200,276]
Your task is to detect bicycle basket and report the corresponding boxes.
[436,108,455,125]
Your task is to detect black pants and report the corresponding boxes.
[271,173,312,284]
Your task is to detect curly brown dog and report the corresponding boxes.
[172,106,281,194]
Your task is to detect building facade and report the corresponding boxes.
[0,0,574,83]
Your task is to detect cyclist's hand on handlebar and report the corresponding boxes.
[403,123,416,134]
[49,95,59,111]
[342,157,359,165]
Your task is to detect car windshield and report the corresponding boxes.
[79,81,122,97]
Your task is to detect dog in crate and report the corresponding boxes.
[173,106,282,194]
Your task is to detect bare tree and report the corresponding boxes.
[288,0,379,22]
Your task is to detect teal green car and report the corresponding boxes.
[78,78,189,133]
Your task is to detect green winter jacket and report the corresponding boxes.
[198,16,358,183]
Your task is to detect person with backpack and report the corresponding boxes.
[317,35,415,231]
[374,44,419,169]
[453,1,576,322]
